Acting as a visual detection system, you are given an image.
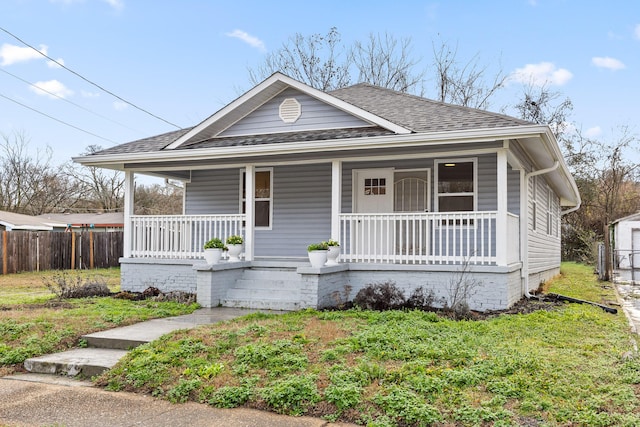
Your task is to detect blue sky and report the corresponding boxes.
[0,0,638,167]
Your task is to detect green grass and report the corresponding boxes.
[0,268,198,375]
[97,263,640,426]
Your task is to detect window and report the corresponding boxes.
[546,187,553,235]
[364,178,386,195]
[435,159,476,212]
[241,168,272,228]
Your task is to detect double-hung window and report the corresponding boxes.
[435,159,477,212]
[241,168,273,229]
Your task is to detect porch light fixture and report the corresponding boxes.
[444,163,456,167]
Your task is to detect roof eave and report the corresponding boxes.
[164,73,411,150]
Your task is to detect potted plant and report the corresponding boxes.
[226,235,244,262]
[203,237,226,264]
[325,239,340,265]
[307,241,328,268]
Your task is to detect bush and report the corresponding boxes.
[43,272,111,299]
[353,281,405,310]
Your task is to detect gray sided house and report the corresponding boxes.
[74,73,580,312]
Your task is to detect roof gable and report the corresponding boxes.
[165,73,411,150]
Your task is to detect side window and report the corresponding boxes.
[435,159,476,212]
[241,169,272,228]
[531,176,537,231]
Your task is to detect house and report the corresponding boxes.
[74,72,580,311]
[611,212,640,284]
[37,212,124,232]
[0,210,66,231]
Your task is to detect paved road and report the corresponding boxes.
[0,375,354,427]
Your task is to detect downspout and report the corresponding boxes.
[521,161,559,298]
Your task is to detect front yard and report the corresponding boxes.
[96,262,640,426]
[0,268,198,376]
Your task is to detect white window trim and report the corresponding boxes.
[546,186,553,236]
[240,167,273,230]
[532,176,538,232]
[434,158,478,212]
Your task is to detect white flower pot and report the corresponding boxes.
[308,250,328,268]
[227,244,243,262]
[326,246,340,265]
[204,248,223,264]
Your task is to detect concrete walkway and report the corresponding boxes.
[1,307,359,426]
[24,307,275,377]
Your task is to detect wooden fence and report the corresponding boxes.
[0,230,123,274]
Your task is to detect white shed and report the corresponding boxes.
[612,212,640,283]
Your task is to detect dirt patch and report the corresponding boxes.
[0,300,76,311]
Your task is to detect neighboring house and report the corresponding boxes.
[37,213,124,232]
[611,212,640,284]
[74,72,580,311]
[0,210,66,231]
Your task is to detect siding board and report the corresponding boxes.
[220,88,370,136]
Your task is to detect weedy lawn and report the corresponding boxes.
[0,268,198,376]
[97,262,640,426]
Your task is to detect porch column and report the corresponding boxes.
[496,150,508,266]
[331,160,342,242]
[244,165,254,261]
[123,171,134,258]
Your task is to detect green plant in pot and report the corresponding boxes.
[307,241,328,268]
[226,235,244,262]
[203,238,226,264]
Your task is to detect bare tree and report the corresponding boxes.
[0,131,79,215]
[66,145,124,212]
[352,32,424,93]
[248,27,352,91]
[431,39,507,109]
[514,83,574,143]
[135,182,183,215]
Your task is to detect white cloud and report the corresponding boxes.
[81,90,100,98]
[225,29,266,52]
[113,100,128,111]
[29,80,74,99]
[585,126,602,138]
[47,58,65,68]
[510,62,573,86]
[103,0,124,11]
[635,24,640,40]
[0,43,47,66]
[592,56,625,70]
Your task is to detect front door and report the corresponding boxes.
[354,168,395,258]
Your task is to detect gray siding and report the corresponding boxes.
[256,164,332,257]
[220,88,370,136]
[528,175,561,274]
[185,169,240,214]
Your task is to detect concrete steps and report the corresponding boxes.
[23,308,265,378]
[222,267,302,310]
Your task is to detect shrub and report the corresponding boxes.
[43,272,111,299]
[353,281,405,310]
[260,374,321,415]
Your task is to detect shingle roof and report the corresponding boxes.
[90,81,531,157]
[328,83,531,132]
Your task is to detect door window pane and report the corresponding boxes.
[241,169,272,228]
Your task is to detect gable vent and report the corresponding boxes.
[279,98,301,123]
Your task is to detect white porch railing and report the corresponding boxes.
[130,214,244,259]
[339,211,517,265]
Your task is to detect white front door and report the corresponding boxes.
[354,168,395,259]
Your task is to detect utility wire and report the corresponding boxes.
[0,26,182,129]
[0,91,118,144]
[0,67,144,135]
